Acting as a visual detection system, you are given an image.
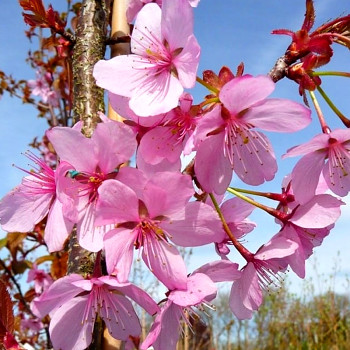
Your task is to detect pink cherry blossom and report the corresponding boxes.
[126,0,162,23]
[283,128,350,203]
[126,0,199,23]
[277,223,333,278]
[47,121,137,252]
[96,170,225,289]
[32,274,159,350]
[93,0,200,116]
[216,197,256,257]
[28,71,59,107]
[229,236,298,319]
[21,317,44,334]
[27,263,53,294]
[0,152,74,252]
[141,273,216,350]
[275,193,344,278]
[193,75,311,194]
[137,93,200,166]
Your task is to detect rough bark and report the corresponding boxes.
[68,0,107,276]
[72,0,107,136]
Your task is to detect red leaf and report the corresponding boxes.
[3,332,20,350]
[22,13,49,28]
[301,0,315,32]
[18,0,46,17]
[46,5,66,32]
[19,0,48,28]
[0,280,14,343]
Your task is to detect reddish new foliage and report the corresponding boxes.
[0,280,15,344]
[19,0,66,33]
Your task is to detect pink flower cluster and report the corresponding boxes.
[28,70,59,107]
[0,0,347,349]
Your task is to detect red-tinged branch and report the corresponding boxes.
[309,90,331,133]
[209,193,253,261]
[316,85,350,128]
[268,55,299,83]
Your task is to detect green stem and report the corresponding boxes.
[229,186,285,202]
[196,76,220,94]
[226,187,283,219]
[316,85,350,128]
[200,96,220,108]
[309,90,331,134]
[311,71,350,78]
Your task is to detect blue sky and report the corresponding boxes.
[1,0,350,294]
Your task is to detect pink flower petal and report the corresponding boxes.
[44,198,73,252]
[141,301,181,350]
[291,152,325,203]
[0,184,51,233]
[142,240,187,290]
[92,121,136,173]
[238,262,262,311]
[254,236,298,260]
[244,98,311,132]
[31,274,85,318]
[195,134,233,194]
[220,75,275,115]
[138,126,183,165]
[220,197,255,223]
[100,293,141,340]
[161,201,225,246]
[101,276,160,315]
[143,172,193,217]
[174,34,200,88]
[229,281,254,320]
[104,228,136,279]
[47,127,96,173]
[131,4,162,56]
[161,0,193,50]
[129,70,184,116]
[49,295,94,350]
[96,179,140,225]
[193,260,241,282]
[283,133,329,158]
[169,273,217,306]
[231,130,277,185]
[290,194,343,228]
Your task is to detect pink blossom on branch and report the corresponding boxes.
[46,121,137,252]
[276,192,344,278]
[93,0,200,116]
[137,93,200,166]
[283,128,350,203]
[215,197,256,257]
[0,153,74,252]
[27,263,53,294]
[141,273,217,350]
[96,169,225,289]
[32,274,159,350]
[196,237,298,320]
[230,237,298,320]
[28,70,59,107]
[193,75,311,194]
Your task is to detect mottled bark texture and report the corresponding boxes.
[68,0,107,276]
[72,0,107,136]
